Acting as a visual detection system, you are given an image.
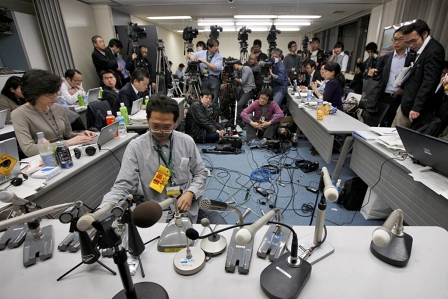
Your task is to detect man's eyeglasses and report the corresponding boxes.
[150,127,173,134]
[391,37,405,43]
[71,79,83,83]
[404,36,421,46]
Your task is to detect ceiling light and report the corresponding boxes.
[275,27,301,31]
[203,28,237,32]
[147,16,191,20]
[197,22,235,26]
[235,21,272,26]
[277,15,321,19]
[274,22,311,26]
[234,15,277,19]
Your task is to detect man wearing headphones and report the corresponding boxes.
[240,88,284,148]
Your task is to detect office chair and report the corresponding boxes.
[361,102,390,127]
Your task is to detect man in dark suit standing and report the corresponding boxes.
[392,20,445,127]
[113,68,149,114]
[368,27,414,126]
[91,36,123,87]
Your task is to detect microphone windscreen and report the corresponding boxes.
[186,228,200,240]
[131,201,163,228]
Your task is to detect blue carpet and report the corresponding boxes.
[197,136,385,228]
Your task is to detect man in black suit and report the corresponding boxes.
[100,70,119,109]
[113,68,149,114]
[368,27,414,126]
[392,20,445,127]
[300,60,323,90]
[91,36,123,87]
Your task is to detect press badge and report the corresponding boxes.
[166,186,181,196]
[150,165,171,193]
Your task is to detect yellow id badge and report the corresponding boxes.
[150,165,171,193]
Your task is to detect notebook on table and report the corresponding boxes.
[396,125,448,177]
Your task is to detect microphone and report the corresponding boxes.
[0,202,74,231]
[321,167,338,202]
[0,191,37,209]
[235,208,280,245]
[77,203,122,232]
[199,198,244,224]
[131,201,163,228]
[372,209,404,247]
[370,209,413,267]
[197,218,227,255]
[59,201,84,224]
[158,197,175,210]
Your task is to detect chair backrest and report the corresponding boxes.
[361,102,390,127]
[86,100,112,131]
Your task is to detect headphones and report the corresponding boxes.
[295,160,319,173]
[9,173,29,187]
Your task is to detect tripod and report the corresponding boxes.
[239,41,249,64]
[155,39,181,96]
[221,75,240,126]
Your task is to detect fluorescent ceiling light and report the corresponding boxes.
[276,27,301,31]
[198,22,234,26]
[274,22,311,26]
[234,15,277,19]
[203,28,237,32]
[236,22,272,26]
[148,16,191,20]
[277,15,321,19]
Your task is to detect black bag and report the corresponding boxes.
[217,136,243,149]
[338,177,368,211]
[359,77,381,112]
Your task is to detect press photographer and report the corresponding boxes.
[232,60,255,127]
[268,48,288,105]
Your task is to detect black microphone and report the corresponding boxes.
[131,201,163,228]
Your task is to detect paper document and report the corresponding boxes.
[369,127,398,136]
[353,131,380,141]
[376,135,404,152]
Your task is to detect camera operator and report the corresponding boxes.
[233,60,256,127]
[269,48,288,105]
[252,39,269,62]
[126,45,156,91]
[247,53,263,95]
[309,37,326,67]
[188,38,223,119]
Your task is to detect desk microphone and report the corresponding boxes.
[0,191,37,209]
[235,208,280,245]
[77,203,123,232]
[321,167,338,203]
[199,198,244,224]
[131,201,163,228]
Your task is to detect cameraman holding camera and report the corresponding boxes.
[126,45,156,90]
[269,48,288,105]
[233,60,256,127]
[188,38,223,119]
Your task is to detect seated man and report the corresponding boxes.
[59,69,85,105]
[100,69,119,108]
[185,90,225,143]
[100,95,225,224]
[240,89,284,147]
[300,60,323,90]
[113,67,149,115]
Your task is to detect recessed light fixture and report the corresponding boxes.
[274,22,311,26]
[148,16,191,20]
[276,27,301,31]
[197,22,235,26]
[277,15,321,19]
[235,21,272,26]
[234,15,277,19]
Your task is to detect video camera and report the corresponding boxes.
[210,25,223,40]
[127,22,146,54]
[156,39,165,50]
[267,25,281,49]
[301,35,310,58]
[223,57,239,82]
[183,26,198,42]
[186,60,201,76]
[238,26,252,52]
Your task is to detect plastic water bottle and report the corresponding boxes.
[307,90,313,102]
[61,98,69,107]
[116,112,127,138]
[55,141,73,169]
[36,132,58,167]
[119,103,130,125]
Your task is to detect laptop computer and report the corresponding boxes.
[83,121,119,149]
[130,98,143,115]
[0,110,7,129]
[86,88,101,103]
[396,125,448,177]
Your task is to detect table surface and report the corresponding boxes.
[0,221,446,299]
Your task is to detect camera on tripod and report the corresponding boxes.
[127,22,146,53]
[210,25,223,39]
[223,58,238,77]
[267,25,281,49]
[301,35,310,58]
[260,60,273,77]
[186,61,201,76]
[183,26,198,42]
[238,26,252,51]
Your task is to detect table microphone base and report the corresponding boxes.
[296,233,334,264]
[113,282,169,299]
[370,232,413,267]
[23,225,54,267]
[173,247,206,275]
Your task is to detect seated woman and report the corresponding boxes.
[311,61,345,111]
[185,89,225,143]
[240,88,284,147]
[11,69,97,157]
[0,76,25,124]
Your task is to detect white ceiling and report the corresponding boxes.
[79,0,392,34]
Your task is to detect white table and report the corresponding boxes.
[0,221,447,298]
[287,93,370,180]
[0,125,15,141]
[350,134,448,230]
[9,133,138,211]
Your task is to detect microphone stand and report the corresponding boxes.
[57,202,117,281]
[298,171,335,264]
[0,204,29,250]
[92,212,168,299]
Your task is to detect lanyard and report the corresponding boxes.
[153,135,174,178]
[33,105,62,141]
[206,52,214,63]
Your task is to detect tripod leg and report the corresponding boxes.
[57,262,84,281]
[96,259,118,275]
[137,255,145,278]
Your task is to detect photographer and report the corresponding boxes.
[252,39,269,62]
[247,53,263,95]
[126,45,156,90]
[269,48,288,105]
[188,38,223,119]
[233,60,256,127]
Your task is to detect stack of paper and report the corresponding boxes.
[353,131,380,141]
[377,135,405,152]
[369,127,398,136]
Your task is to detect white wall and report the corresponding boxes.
[59,0,100,90]
[92,4,116,42]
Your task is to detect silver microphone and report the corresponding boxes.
[0,191,37,209]
[199,198,244,224]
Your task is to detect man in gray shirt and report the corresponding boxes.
[101,96,223,223]
[233,60,256,127]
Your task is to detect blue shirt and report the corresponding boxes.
[191,50,223,76]
[272,61,288,93]
[385,50,408,94]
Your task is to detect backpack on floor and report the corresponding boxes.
[338,177,368,211]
